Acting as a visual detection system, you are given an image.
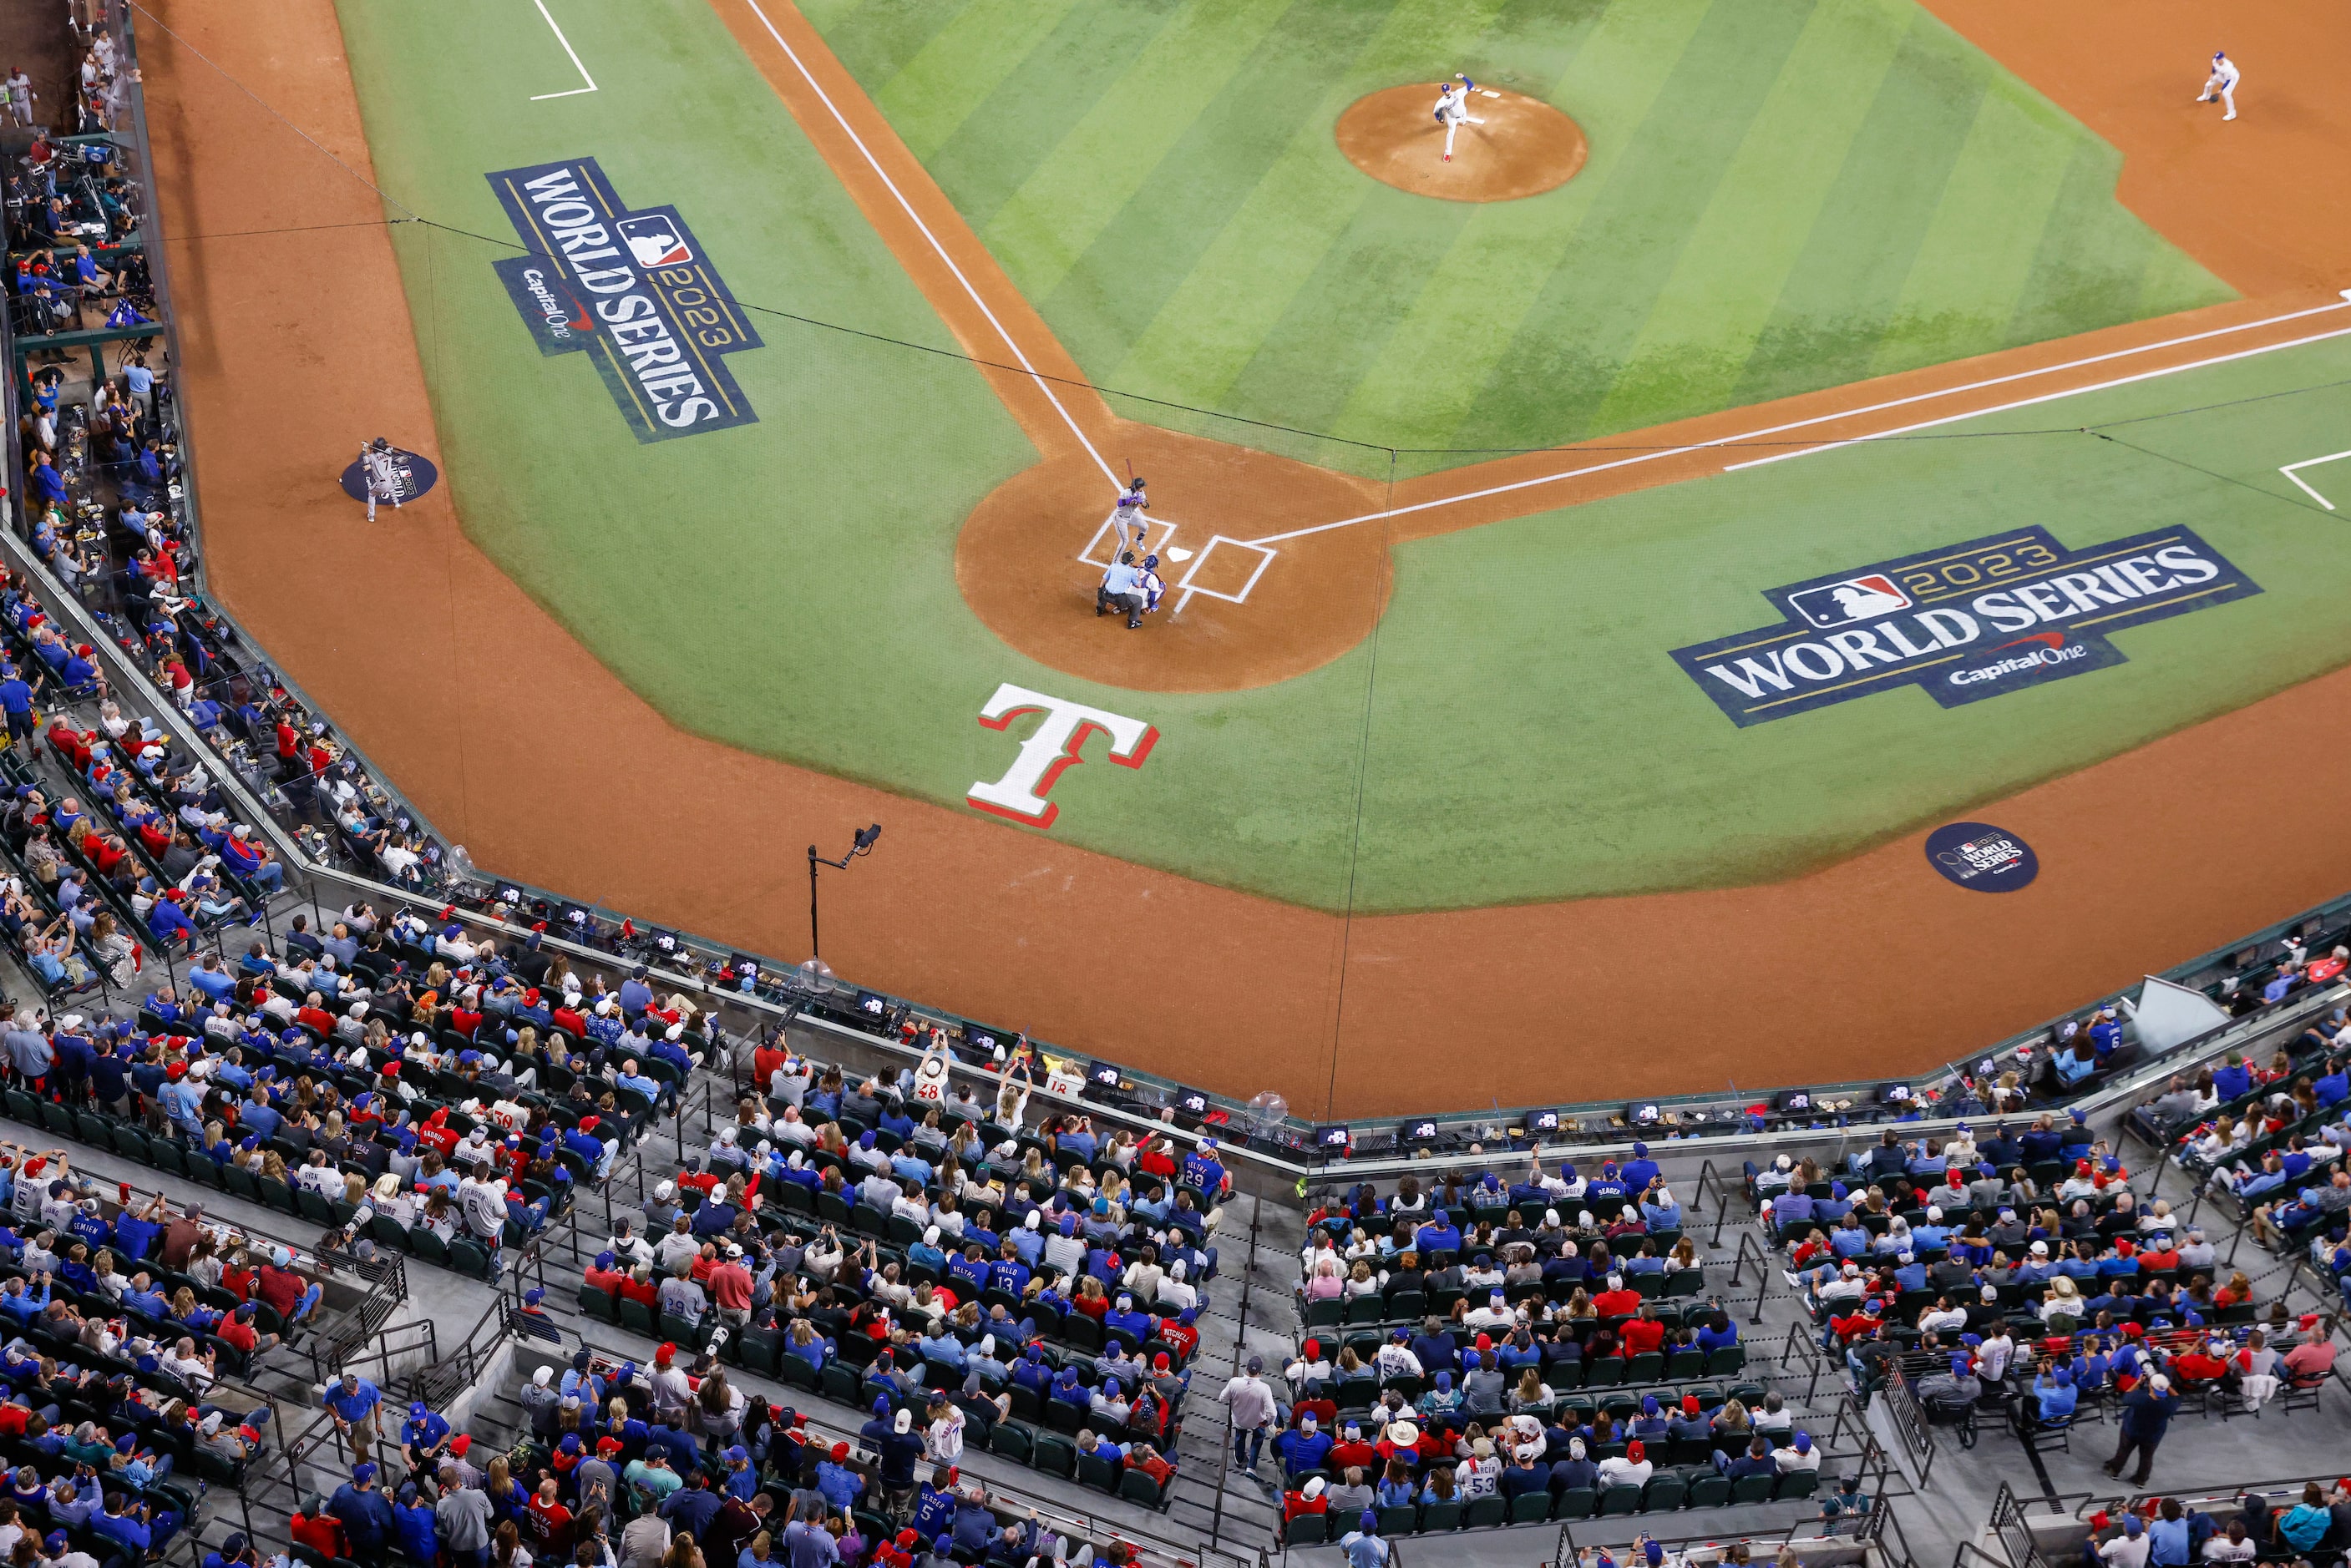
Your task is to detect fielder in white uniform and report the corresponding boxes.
[1435,74,1482,162]
[2196,51,2239,120]
[359,437,403,522]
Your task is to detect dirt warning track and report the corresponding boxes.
[144,0,2351,1120]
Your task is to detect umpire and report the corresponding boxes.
[1097,552,1146,630]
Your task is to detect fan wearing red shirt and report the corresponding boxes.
[2172,1342,2228,1384]
[257,1258,305,1320]
[448,1002,484,1040]
[552,999,587,1039]
[418,1111,462,1159]
[88,835,129,877]
[294,1000,335,1035]
[1619,1308,1666,1357]
[619,1269,660,1309]
[1282,1477,1329,1530]
[1828,1301,1883,1345]
[1127,1443,1176,1488]
[1137,1139,1180,1183]
[218,1308,261,1357]
[1325,1423,1377,1474]
[1591,1277,1642,1318]
[524,1479,574,1555]
[2136,1241,2181,1272]
[0,1402,28,1439]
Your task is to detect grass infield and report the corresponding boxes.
[804,0,2231,478]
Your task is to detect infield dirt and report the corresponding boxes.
[139,0,2351,1119]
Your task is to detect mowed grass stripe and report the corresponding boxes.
[1335,0,1715,461]
[875,0,1082,160]
[1442,0,1817,452]
[920,5,1173,235]
[1106,0,1517,414]
[2005,145,2230,344]
[981,0,1300,301]
[799,0,960,93]
[1036,0,1396,387]
[1723,14,1985,405]
[1866,81,2076,377]
[1589,0,1912,432]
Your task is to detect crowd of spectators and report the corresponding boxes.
[297,1342,1160,1568]
[2078,1479,2351,1568]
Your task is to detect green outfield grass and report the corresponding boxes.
[332,1,2351,916]
[803,0,2231,478]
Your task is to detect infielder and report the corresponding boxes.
[1435,73,1482,162]
[1097,552,1146,630]
[358,437,403,522]
[1112,476,1149,553]
[2196,51,2239,120]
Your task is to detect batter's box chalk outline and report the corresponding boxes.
[2279,448,2351,511]
[1077,512,1181,567]
[1172,535,1277,617]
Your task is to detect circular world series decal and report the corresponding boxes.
[1925,821,2038,893]
[338,445,440,506]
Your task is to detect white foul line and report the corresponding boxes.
[2279,448,2351,511]
[1725,325,2351,470]
[737,0,1121,490]
[528,0,599,99]
[1244,296,2351,548]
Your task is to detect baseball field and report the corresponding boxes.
[138,0,2351,1114]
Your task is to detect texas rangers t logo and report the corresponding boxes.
[967,684,1157,828]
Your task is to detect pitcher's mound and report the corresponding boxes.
[1337,83,1587,202]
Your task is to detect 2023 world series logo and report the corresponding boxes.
[1670,527,2261,726]
[487,158,763,443]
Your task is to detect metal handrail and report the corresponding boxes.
[1879,1364,1936,1486]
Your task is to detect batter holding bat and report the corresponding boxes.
[1112,475,1150,554]
[1435,73,1482,161]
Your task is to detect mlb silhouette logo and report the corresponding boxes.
[1786,574,1912,629]
[617,214,692,268]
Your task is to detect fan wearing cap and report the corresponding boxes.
[327,1461,394,1555]
[1181,1136,1231,1205]
[1336,1508,1390,1568]
[400,1399,452,1470]
[1216,1353,1279,1476]
[388,1479,438,1565]
[1281,1474,1329,1536]
[2104,1368,2180,1487]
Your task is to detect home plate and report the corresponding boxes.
[1167,547,1195,562]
